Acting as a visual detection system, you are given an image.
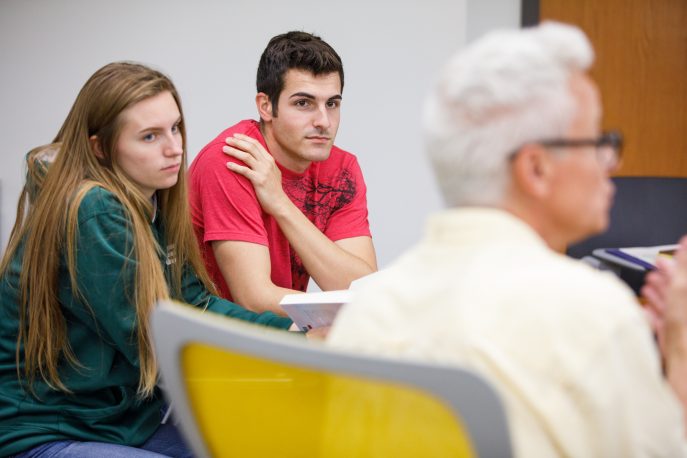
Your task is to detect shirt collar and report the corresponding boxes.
[424,207,548,250]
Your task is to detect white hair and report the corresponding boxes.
[423,21,594,207]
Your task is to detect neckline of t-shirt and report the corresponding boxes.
[277,160,312,181]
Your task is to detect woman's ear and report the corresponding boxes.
[89,135,105,160]
[255,93,274,122]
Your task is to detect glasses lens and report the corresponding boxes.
[597,146,616,170]
[600,130,623,152]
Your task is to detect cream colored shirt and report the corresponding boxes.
[327,208,687,457]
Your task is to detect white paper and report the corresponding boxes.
[280,290,353,332]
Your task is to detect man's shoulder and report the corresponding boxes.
[544,253,631,294]
[513,252,642,325]
[327,144,359,164]
[313,144,364,178]
[190,119,262,171]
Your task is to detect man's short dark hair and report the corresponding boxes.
[256,31,344,116]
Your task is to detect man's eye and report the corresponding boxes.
[295,99,310,108]
[326,100,340,109]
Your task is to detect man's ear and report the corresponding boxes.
[256,93,274,122]
[89,135,105,160]
[510,143,554,199]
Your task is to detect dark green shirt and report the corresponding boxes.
[0,187,291,455]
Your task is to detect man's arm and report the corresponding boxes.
[212,240,300,315]
[267,201,377,290]
[223,133,377,291]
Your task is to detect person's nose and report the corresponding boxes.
[312,104,331,131]
[164,132,183,157]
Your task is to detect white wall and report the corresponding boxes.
[0,0,519,267]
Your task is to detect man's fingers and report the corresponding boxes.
[227,161,271,188]
[227,133,272,161]
[642,284,666,314]
[226,161,254,179]
[222,145,255,165]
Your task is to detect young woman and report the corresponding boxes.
[0,62,292,457]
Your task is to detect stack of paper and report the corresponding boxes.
[280,290,353,332]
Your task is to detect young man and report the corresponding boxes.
[327,22,687,456]
[189,32,377,314]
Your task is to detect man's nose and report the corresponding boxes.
[313,105,331,130]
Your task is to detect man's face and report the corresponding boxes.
[544,73,615,245]
[264,69,342,173]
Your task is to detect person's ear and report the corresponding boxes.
[89,135,105,160]
[510,143,554,198]
[256,93,274,122]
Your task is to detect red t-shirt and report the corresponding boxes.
[189,119,372,300]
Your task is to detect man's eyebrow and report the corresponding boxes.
[289,92,316,99]
[288,92,342,100]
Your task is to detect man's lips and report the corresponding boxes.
[305,136,330,142]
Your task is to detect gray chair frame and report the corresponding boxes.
[152,300,512,458]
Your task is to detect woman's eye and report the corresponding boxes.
[143,133,156,142]
[171,124,180,134]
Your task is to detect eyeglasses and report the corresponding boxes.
[538,130,623,171]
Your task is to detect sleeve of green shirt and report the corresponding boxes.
[178,264,292,329]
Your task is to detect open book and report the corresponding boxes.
[280,290,353,332]
[597,244,678,270]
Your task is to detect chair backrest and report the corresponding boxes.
[152,301,512,458]
[567,177,687,258]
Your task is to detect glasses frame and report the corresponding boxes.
[539,130,623,152]
[538,130,624,170]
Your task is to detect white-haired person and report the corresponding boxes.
[327,22,687,456]
[0,62,295,457]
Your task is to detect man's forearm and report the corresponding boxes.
[271,200,376,291]
[232,281,303,316]
[213,239,307,316]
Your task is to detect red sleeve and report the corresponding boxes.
[323,155,372,241]
[190,139,268,246]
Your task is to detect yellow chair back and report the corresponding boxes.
[152,301,512,457]
[183,343,474,457]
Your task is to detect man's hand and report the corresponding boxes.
[642,256,676,352]
[223,133,290,216]
[305,326,331,341]
[660,237,687,350]
[645,235,687,433]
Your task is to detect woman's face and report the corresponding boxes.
[114,91,183,198]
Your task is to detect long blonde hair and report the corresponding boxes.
[1,62,215,398]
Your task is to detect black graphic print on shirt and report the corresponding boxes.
[284,169,357,291]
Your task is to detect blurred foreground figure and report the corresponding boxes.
[328,22,687,457]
